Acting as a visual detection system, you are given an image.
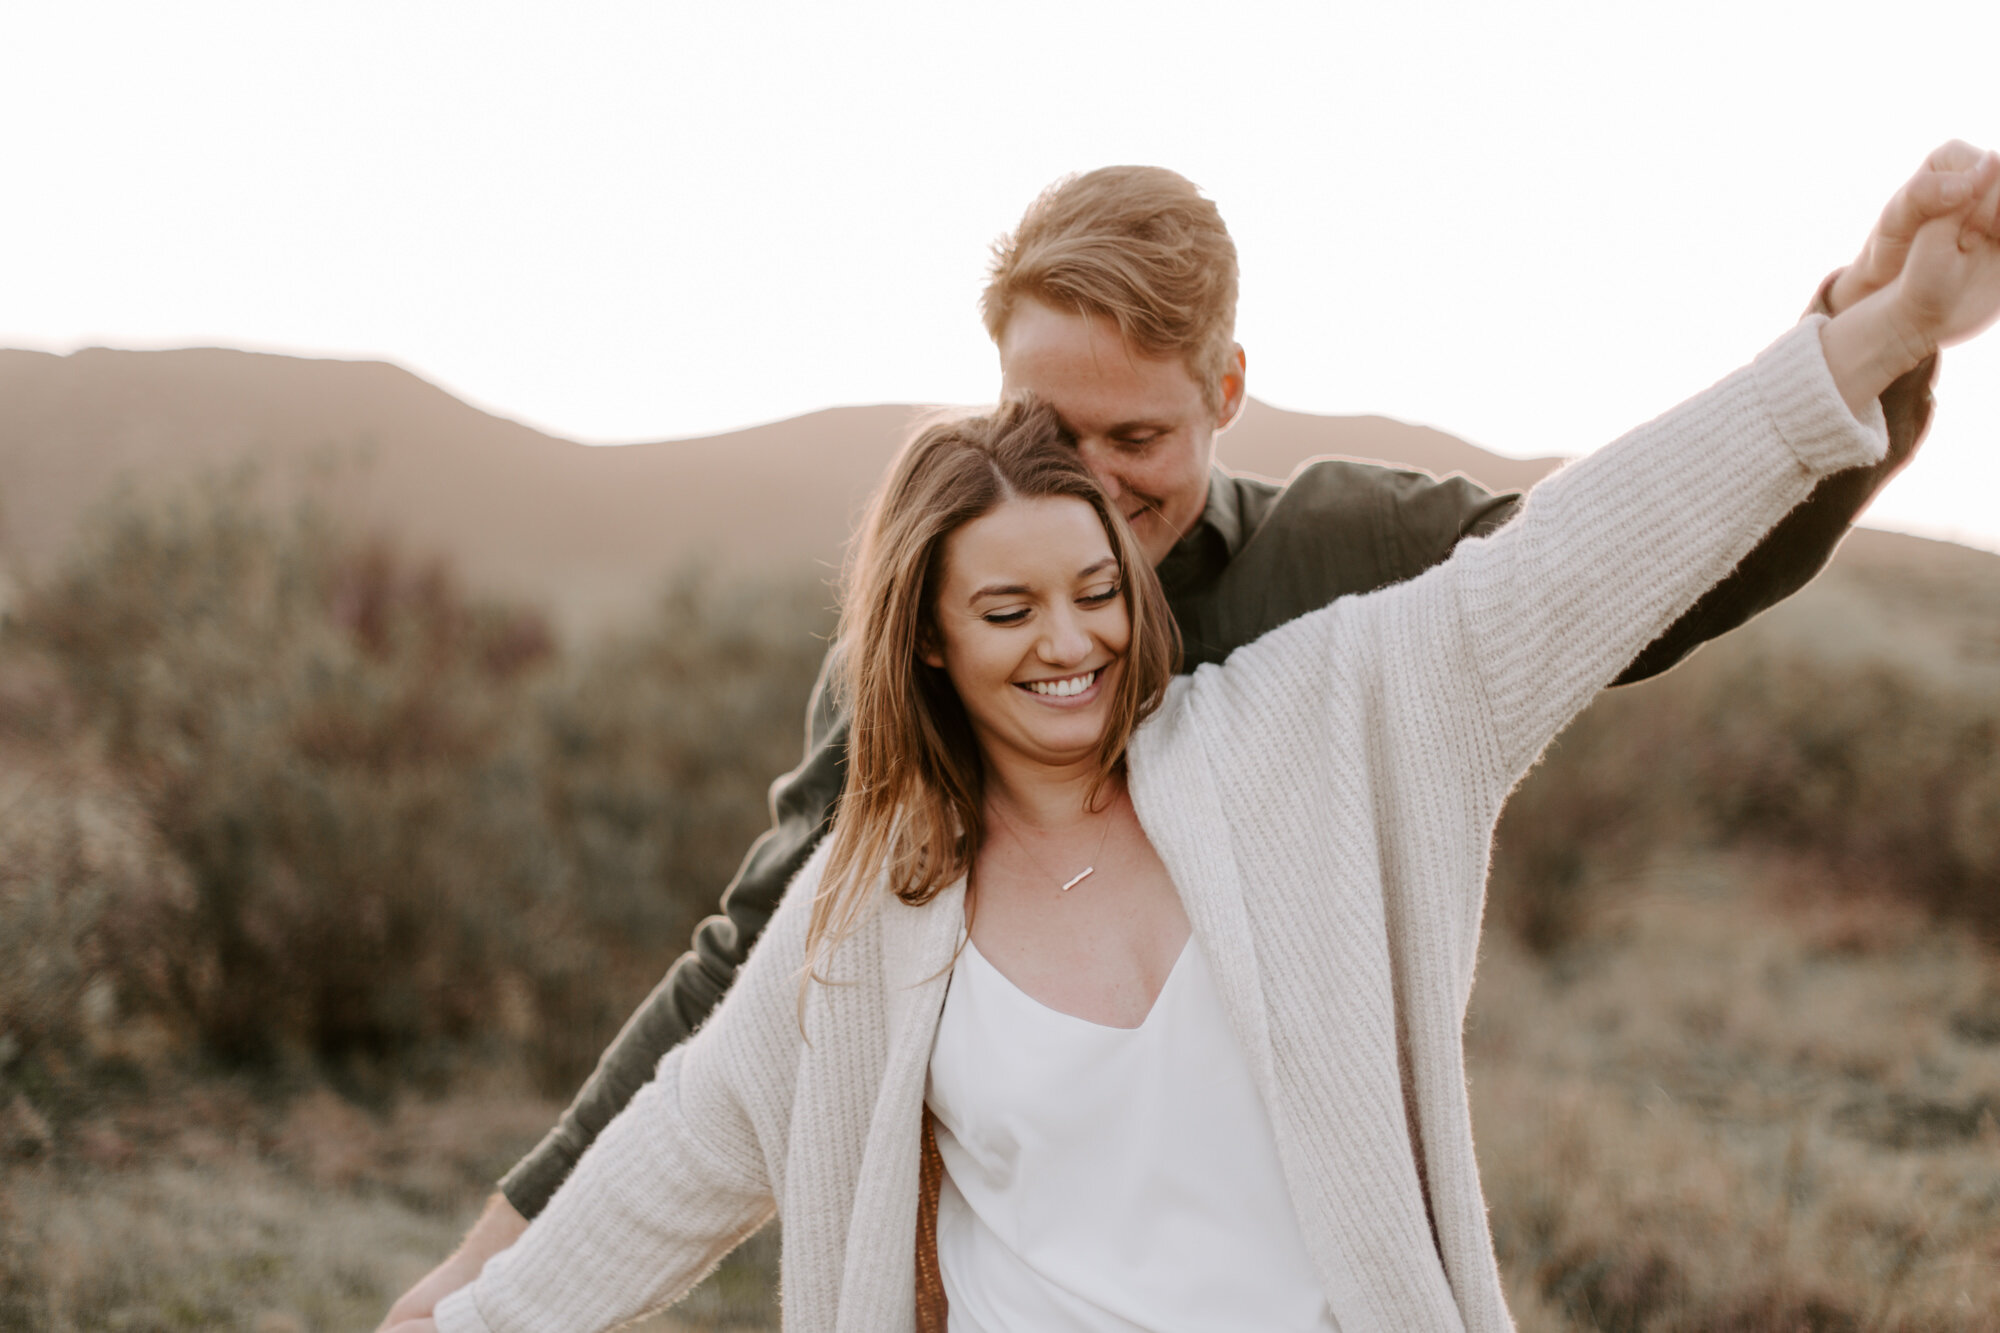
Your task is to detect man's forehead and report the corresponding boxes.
[1001,348,1200,438]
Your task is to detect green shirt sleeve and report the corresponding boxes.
[499,646,848,1218]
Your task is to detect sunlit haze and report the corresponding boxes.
[5,0,1997,549]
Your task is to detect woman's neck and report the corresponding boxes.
[981,754,1121,832]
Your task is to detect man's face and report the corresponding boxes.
[997,298,1245,568]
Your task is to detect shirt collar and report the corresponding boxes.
[1153,467,1243,595]
[1194,466,1247,558]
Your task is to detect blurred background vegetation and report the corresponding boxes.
[3,482,1999,1331]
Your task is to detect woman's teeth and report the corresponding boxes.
[1026,670,1097,698]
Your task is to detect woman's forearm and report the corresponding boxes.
[1819,290,1934,423]
[434,1067,776,1333]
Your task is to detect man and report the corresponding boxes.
[382,143,1993,1328]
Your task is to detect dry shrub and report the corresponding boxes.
[13,485,562,1088]
[527,570,829,1083]
[1492,628,2000,954]
[0,655,194,1123]
[2,483,826,1101]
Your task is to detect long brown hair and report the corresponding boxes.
[804,398,1179,983]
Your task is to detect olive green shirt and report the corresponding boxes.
[500,346,1935,1218]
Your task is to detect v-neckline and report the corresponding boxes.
[961,934,1196,1033]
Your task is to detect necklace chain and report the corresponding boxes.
[993,790,1120,892]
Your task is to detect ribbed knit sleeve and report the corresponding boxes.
[1448,317,1886,783]
[435,844,832,1333]
[433,1056,774,1333]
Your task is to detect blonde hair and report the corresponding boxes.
[804,399,1179,986]
[981,166,1240,410]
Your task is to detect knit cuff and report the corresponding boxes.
[1751,315,1890,477]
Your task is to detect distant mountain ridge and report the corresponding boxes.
[1,346,1988,645]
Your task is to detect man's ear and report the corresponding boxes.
[1214,344,1248,434]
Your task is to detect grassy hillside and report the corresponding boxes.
[0,346,1563,640]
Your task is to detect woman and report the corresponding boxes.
[430,180,2000,1333]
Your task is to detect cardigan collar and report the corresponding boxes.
[832,876,966,1332]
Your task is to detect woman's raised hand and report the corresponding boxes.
[1820,145,2000,421]
[1829,141,2000,317]
[1880,147,2000,355]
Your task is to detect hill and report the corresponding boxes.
[1,346,1564,637]
[5,345,1996,657]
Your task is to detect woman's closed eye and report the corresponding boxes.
[983,585,1119,625]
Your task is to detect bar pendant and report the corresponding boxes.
[1060,867,1095,892]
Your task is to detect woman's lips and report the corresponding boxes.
[1016,668,1101,702]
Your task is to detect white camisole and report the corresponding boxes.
[926,935,1340,1333]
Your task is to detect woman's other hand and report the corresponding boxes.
[373,1192,529,1331]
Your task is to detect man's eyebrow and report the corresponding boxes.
[968,559,1118,602]
[1099,417,1172,436]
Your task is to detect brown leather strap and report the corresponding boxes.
[915,1107,950,1331]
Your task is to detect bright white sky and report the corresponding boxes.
[5,1,1998,550]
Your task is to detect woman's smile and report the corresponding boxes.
[1018,668,1102,701]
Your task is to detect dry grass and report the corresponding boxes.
[1472,852,2000,1331]
[0,1072,551,1331]
[0,1072,779,1332]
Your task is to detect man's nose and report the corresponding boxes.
[1075,439,1124,499]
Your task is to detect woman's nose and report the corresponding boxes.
[1038,606,1092,665]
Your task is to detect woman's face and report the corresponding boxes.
[923,494,1130,774]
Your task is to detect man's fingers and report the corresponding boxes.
[1977,152,2000,240]
[1905,171,1969,224]
[1951,151,2000,250]
[1889,147,2000,246]
[1898,164,1986,229]
[1925,138,1986,175]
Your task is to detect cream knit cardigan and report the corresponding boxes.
[437,319,1886,1333]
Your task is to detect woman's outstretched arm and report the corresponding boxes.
[1463,151,2000,782]
[423,844,832,1333]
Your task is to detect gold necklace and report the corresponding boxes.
[994,790,1120,892]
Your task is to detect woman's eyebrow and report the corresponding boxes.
[968,560,1115,602]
